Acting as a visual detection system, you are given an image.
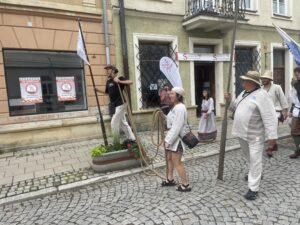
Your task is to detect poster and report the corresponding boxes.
[19,77,43,103]
[56,77,76,101]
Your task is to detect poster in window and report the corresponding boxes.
[56,77,76,101]
[19,77,43,103]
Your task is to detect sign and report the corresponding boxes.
[56,77,76,101]
[19,77,43,103]
[176,52,230,62]
[159,57,183,88]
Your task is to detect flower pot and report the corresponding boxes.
[91,149,140,173]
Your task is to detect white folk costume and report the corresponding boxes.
[165,103,188,152]
[261,71,289,120]
[230,71,278,193]
[198,97,217,141]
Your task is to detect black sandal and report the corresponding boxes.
[177,184,192,192]
[161,179,176,187]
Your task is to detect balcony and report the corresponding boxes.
[183,0,247,31]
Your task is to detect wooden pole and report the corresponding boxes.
[78,20,108,146]
[217,0,239,180]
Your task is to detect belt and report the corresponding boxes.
[201,110,208,113]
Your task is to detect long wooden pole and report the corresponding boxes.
[78,20,108,146]
[217,0,239,180]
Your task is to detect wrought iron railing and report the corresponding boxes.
[185,0,246,20]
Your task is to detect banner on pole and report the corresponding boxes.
[77,28,90,65]
[56,77,76,101]
[19,77,43,103]
[159,57,182,88]
[176,52,230,62]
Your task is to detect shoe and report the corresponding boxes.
[244,189,258,200]
[161,179,176,187]
[266,149,273,158]
[177,184,192,192]
[289,150,300,159]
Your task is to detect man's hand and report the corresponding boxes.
[204,113,209,119]
[113,77,121,83]
[267,139,277,147]
[288,112,293,118]
[282,109,288,120]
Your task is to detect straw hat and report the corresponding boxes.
[172,87,185,97]
[260,70,273,80]
[240,71,261,86]
[104,64,119,73]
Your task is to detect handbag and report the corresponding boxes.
[181,119,199,149]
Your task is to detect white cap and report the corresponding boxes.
[172,87,185,97]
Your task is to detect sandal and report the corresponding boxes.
[161,179,176,187]
[177,184,192,192]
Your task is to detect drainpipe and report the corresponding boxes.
[102,0,110,64]
[119,0,131,104]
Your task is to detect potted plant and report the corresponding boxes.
[90,142,141,173]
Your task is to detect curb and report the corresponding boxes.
[0,133,291,206]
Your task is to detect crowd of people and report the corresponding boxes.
[97,64,300,199]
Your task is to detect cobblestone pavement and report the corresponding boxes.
[0,137,298,225]
[0,121,291,202]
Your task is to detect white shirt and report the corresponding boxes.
[290,87,300,117]
[263,83,288,111]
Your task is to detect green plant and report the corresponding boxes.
[90,143,126,157]
[126,143,140,160]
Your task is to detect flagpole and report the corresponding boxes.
[78,19,108,146]
[217,0,239,180]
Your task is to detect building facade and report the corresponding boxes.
[0,0,114,151]
[111,0,299,128]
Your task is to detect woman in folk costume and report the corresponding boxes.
[161,87,192,192]
[289,67,300,159]
[198,89,217,142]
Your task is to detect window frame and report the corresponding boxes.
[3,48,88,117]
[273,0,288,16]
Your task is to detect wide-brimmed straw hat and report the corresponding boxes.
[172,87,185,97]
[260,70,273,81]
[240,71,261,85]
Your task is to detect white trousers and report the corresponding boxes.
[238,138,264,192]
[111,104,135,143]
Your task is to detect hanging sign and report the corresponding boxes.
[56,77,76,101]
[19,77,43,103]
[176,52,230,62]
[159,57,183,88]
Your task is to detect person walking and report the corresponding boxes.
[161,87,191,192]
[224,71,278,200]
[289,67,300,159]
[260,70,289,157]
[96,65,135,144]
[159,84,172,115]
[198,89,217,142]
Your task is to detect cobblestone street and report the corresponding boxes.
[0,137,299,225]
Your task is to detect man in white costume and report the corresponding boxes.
[260,70,289,157]
[225,71,278,200]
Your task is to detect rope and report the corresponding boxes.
[116,82,167,179]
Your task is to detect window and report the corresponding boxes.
[273,49,286,92]
[138,42,171,109]
[273,0,288,16]
[3,50,87,116]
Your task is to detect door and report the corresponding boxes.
[273,49,285,93]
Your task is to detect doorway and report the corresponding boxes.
[273,49,286,93]
[194,62,215,117]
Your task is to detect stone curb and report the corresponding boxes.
[0,133,291,206]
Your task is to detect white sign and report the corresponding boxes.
[56,77,76,101]
[19,77,43,104]
[159,57,183,88]
[176,52,230,62]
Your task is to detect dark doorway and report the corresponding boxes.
[273,49,285,93]
[194,62,215,117]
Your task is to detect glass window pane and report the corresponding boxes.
[3,50,87,116]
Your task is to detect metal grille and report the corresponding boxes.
[235,47,261,96]
[186,0,246,20]
[136,42,177,109]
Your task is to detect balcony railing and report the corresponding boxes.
[185,0,246,20]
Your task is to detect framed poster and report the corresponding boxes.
[56,77,76,101]
[19,77,43,103]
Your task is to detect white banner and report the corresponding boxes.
[56,77,76,101]
[77,29,90,65]
[176,52,230,62]
[159,57,182,88]
[19,77,43,103]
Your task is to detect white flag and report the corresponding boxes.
[77,29,90,65]
[159,57,182,88]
